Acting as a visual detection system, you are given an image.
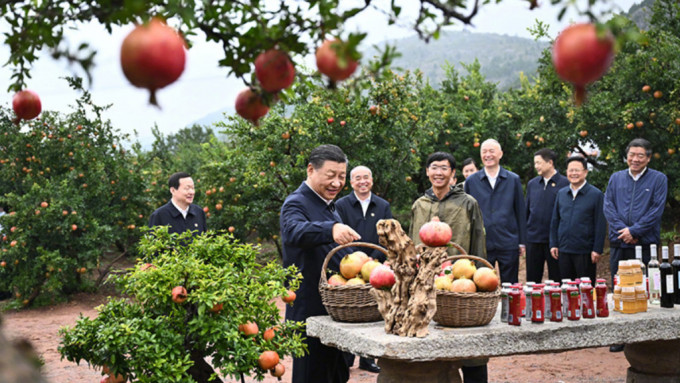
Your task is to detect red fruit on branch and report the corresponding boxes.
[255,49,296,93]
[270,363,285,377]
[552,23,614,106]
[235,88,270,125]
[120,18,186,107]
[419,216,453,247]
[282,290,296,303]
[12,90,42,123]
[316,39,359,82]
[171,286,187,304]
[258,351,280,370]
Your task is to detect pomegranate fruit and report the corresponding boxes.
[419,216,453,247]
[120,18,186,107]
[270,363,285,378]
[238,321,259,336]
[473,267,500,292]
[552,23,614,105]
[258,350,280,370]
[255,49,296,92]
[369,265,396,290]
[12,90,42,123]
[235,88,270,125]
[315,39,359,82]
[328,274,347,286]
[263,327,276,341]
[171,286,187,304]
[282,290,296,303]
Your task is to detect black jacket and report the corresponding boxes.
[148,201,207,236]
[335,192,392,261]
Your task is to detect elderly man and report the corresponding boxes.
[280,144,360,383]
[465,139,526,284]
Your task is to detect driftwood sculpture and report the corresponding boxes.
[371,219,449,337]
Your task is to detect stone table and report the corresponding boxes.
[307,305,680,383]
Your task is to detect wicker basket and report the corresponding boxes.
[433,253,501,327]
[319,242,387,322]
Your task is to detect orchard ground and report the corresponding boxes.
[1,250,629,383]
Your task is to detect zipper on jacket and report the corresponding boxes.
[627,179,637,225]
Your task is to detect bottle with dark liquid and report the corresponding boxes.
[660,246,674,308]
[672,244,680,305]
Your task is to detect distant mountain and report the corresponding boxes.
[627,0,655,30]
[368,30,549,90]
[190,106,234,128]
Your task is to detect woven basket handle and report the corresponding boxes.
[441,251,494,270]
[319,242,389,286]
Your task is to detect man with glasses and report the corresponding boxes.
[549,156,606,282]
[603,138,667,352]
[465,139,526,284]
[410,152,487,383]
[149,172,207,236]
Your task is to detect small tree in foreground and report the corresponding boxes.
[58,227,305,383]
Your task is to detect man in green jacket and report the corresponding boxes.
[409,151,487,383]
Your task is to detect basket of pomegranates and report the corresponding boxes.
[319,242,388,322]
[433,253,501,327]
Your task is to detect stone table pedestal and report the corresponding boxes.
[625,339,680,383]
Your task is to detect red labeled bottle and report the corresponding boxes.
[508,286,522,326]
[567,281,581,321]
[531,285,545,323]
[595,278,609,317]
[581,280,595,318]
[550,287,563,322]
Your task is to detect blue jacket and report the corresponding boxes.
[550,183,606,254]
[464,167,527,252]
[335,192,392,262]
[603,168,667,248]
[148,201,207,236]
[280,182,345,322]
[525,172,569,244]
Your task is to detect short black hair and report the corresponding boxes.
[625,138,652,157]
[534,148,557,165]
[566,155,588,170]
[426,152,456,170]
[169,172,192,189]
[461,157,477,169]
[308,144,348,169]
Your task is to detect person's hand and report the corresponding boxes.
[591,251,601,264]
[550,247,559,259]
[617,227,635,244]
[519,245,526,257]
[332,223,361,245]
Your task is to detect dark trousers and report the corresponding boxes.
[487,249,519,284]
[342,352,374,368]
[558,251,596,282]
[292,335,349,383]
[461,364,488,383]
[610,246,651,285]
[526,242,560,283]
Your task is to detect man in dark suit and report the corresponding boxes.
[336,165,392,373]
[149,172,207,235]
[280,144,360,383]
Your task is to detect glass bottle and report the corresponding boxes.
[660,246,674,308]
[648,244,661,304]
[672,244,680,305]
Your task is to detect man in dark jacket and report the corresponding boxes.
[149,172,207,235]
[525,148,569,283]
[280,144,360,383]
[465,139,526,284]
[550,156,606,282]
[336,165,391,374]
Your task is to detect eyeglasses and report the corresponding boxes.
[429,165,451,172]
[627,152,648,159]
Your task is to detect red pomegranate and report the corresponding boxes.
[120,18,186,107]
[235,88,270,125]
[315,39,359,82]
[255,49,296,93]
[419,216,453,247]
[12,90,42,123]
[552,23,615,105]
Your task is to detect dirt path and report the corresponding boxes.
[2,291,629,383]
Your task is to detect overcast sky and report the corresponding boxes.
[0,0,638,146]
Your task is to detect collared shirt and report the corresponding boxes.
[570,181,587,200]
[305,181,334,205]
[354,192,371,217]
[484,168,499,189]
[171,199,189,218]
[628,167,647,181]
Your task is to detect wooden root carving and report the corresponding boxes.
[371,219,448,337]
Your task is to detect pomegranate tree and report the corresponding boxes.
[235,88,270,125]
[419,216,453,247]
[120,18,186,107]
[255,48,296,93]
[552,23,615,105]
[315,39,359,82]
[12,89,42,123]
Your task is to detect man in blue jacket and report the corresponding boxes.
[280,144,360,383]
[525,148,569,283]
[550,156,606,282]
[465,139,527,284]
[149,172,207,236]
[604,138,667,277]
[336,165,391,374]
